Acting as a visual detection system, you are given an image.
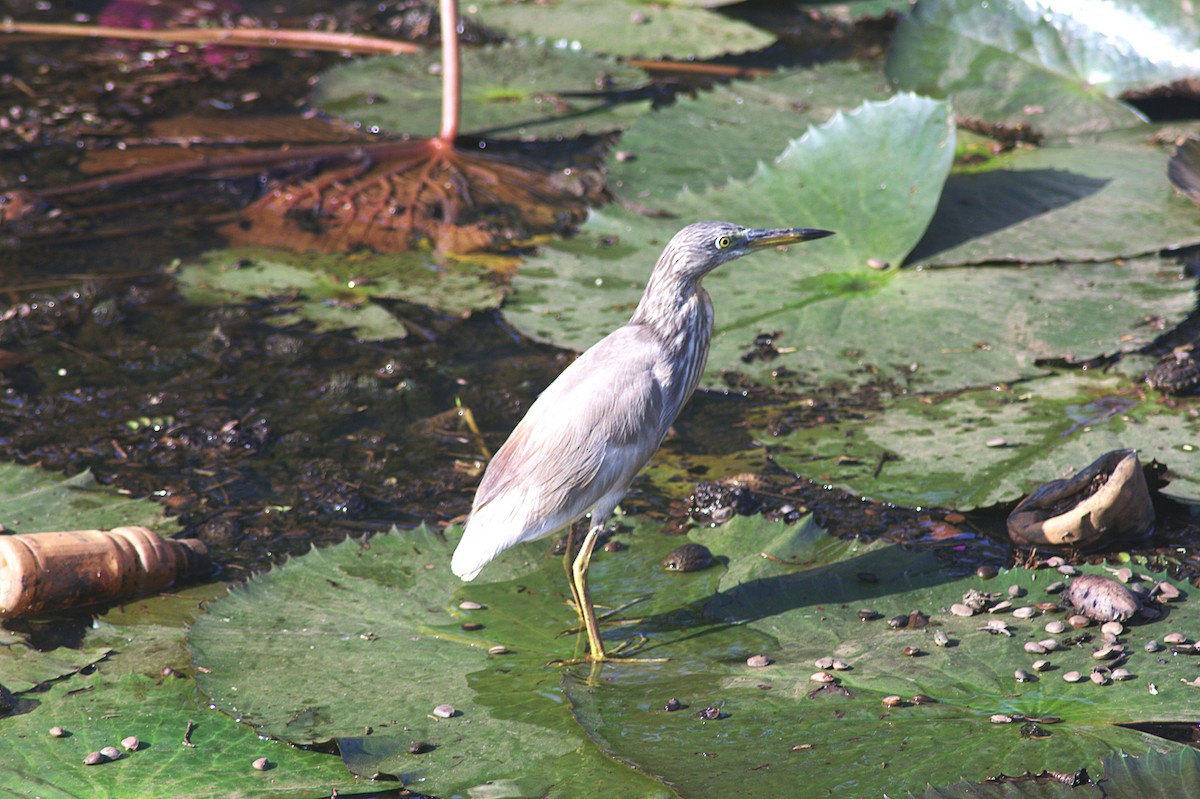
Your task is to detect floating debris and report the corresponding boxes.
[747,654,773,668]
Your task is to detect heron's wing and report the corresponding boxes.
[452,326,670,578]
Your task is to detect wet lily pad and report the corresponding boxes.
[769,371,1200,509]
[314,43,649,139]
[608,63,894,203]
[176,247,503,339]
[463,0,776,60]
[565,515,1200,797]
[910,128,1200,266]
[888,0,1200,135]
[0,671,365,798]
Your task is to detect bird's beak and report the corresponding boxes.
[743,227,835,250]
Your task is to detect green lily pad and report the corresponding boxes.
[609,63,894,203]
[913,748,1200,797]
[0,672,366,798]
[188,526,690,797]
[565,515,1200,797]
[769,371,1200,510]
[911,128,1200,266]
[504,94,956,389]
[176,247,503,339]
[463,1,776,60]
[887,0,1200,135]
[313,43,649,139]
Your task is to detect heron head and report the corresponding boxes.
[662,221,834,280]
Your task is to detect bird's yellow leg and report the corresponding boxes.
[570,525,607,660]
[562,525,585,625]
[569,525,668,663]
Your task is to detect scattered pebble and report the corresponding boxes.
[831,659,851,671]
[99,746,121,761]
[949,603,974,617]
[881,695,903,708]
[1008,585,1027,598]
[1024,642,1047,655]
[1032,659,1051,672]
[1090,671,1109,686]
[933,630,950,647]
[663,698,685,712]
[814,656,834,669]
[83,752,107,766]
[121,736,140,752]
[1012,606,1037,619]
[49,726,67,738]
[432,704,457,718]
[1144,640,1161,653]
[747,654,772,668]
[1112,668,1135,681]
[459,601,483,610]
[1101,621,1124,636]
[990,714,1013,724]
[976,565,998,579]
[252,757,270,771]
[1039,639,1060,652]
[1068,615,1091,628]
[1063,671,1083,683]
[488,645,511,655]
[1044,620,1067,634]
[1092,646,1117,660]
[810,671,836,683]
[1163,632,1188,644]
[985,437,1007,448]
[1014,669,1034,683]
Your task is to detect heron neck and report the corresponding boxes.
[629,269,714,402]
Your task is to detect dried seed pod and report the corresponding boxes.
[1068,614,1091,628]
[99,746,121,760]
[1063,573,1142,622]
[990,714,1014,724]
[1024,642,1047,655]
[459,600,483,610]
[810,671,836,683]
[663,543,714,572]
[1032,659,1052,672]
[988,600,1013,613]
[858,608,881,621]
[887,615,908,629]
[1045,581,1066,594]
[1153,581,1182,601]
[1034,602,1061,612]
[1101,621,1124,636]
[831,659,850,671]
[1112,668,1135,681]
[121,736,140,752]
[488,645,511,655]
[1092,646,1116,660]
[1163,632,1188,644]
[252,757,271,771]
[1039,639,1060,652]
[814,656,835,670]
[933,629,950,647]
[747,654,772,668]
[1144,640,1162,653]
[1090,670,1110,686]
[432,704,457,718]
[912,694,937,705]
[1014,669,1034,683]
[1012,606,1037,619]
[1008,585,1027,598]
[1044,620,1067,634]
[1063,671,1083,682]
[976,565,999,579]
[83,752,108,766]
[901,646,922,657]
[881,695,904,708]
[949,603,974,617]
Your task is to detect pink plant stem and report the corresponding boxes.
[438,0,461,144]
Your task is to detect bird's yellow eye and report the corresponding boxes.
[715,235,732,249]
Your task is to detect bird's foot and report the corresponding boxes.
[562,594,652,634]
[546,634,669,666]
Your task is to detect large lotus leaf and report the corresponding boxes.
[608,63,893,203]
[462,1,775,60]
[176,247,503,339]
[913,748,1200,797]
[504,94,955,389]
[886,0,1200,135]
[770,371,1200,509]
[313,44,649,139]
[564,515,1200,798]
[0,671,366,798]
[188,524,707,797]
[911,128,1200,266]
